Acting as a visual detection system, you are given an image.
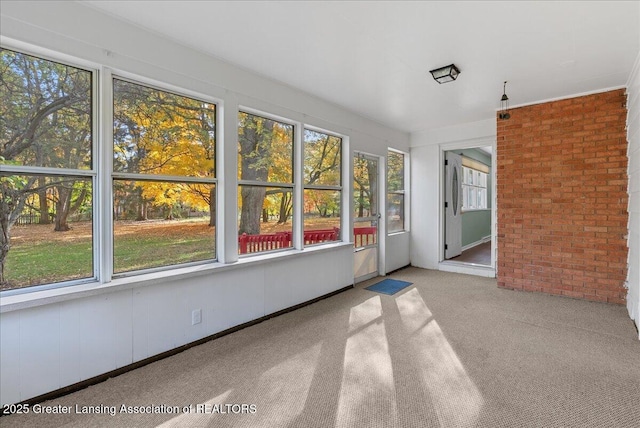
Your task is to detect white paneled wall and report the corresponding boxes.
[0,247,354,405]
[626,48,640,338]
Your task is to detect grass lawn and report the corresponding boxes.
[5,239,93,288]
[3,216,340,291]
[114,233,215,274]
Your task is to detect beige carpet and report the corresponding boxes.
[3,267,639,428]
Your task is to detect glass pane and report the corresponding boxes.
[469,187,477,209]
[353,156,377,218]
[387,193,404,233]
[113,180,215,273]
[238,185,293,254]
[1,174,93,290]
[113,79,215,177]
[354,220,377,249]
[452,166,459,216]
[466,168,474,185]
[0,49,92,170]
[387,151,404,192]
[463,186,469,210]
[238,112,293,183]
[304,129,341,186]
[304,189,341,244]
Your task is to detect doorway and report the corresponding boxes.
[353,152,380,282]
[441,143,495,276]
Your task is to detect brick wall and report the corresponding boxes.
[496,89,629,304]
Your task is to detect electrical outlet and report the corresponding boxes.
[192,309,202,325]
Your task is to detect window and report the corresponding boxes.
[0,49,94,291]
[387,150,405,233]
[112,79,216,273]
[462,163,488,211]
[0,46,349,294]
[303,129,342,244]
[237,111,294,254]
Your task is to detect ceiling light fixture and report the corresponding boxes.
[429,64,460,84]
[499,81,511,120]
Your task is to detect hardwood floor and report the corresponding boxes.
[450,241,491,265]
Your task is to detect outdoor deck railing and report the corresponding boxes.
[238,226,376,254]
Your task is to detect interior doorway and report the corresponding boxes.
[442,144,495,275]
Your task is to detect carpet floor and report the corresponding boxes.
[3,267,639,427]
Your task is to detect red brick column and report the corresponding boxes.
[496,89,629,304]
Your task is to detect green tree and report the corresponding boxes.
[0,49,92,285]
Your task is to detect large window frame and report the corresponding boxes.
[303,127,343,245]
[237,109,296,256]
[0,47,99,295]
[111,76,219,277]
[387,149,408,234]
[461,160,489,212]
[0,42,351,298]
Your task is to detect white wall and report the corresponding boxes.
[0,1,410,405]
[0,248,354,406]
[626,48,640,338]
[410,119,496,269]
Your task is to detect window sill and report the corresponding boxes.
[461,209,491,213]
[0,241,353,313]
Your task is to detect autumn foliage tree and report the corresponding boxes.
[237,112,293,235]
[113,79,216,224]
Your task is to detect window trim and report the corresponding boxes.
[0,45,100,295]
[302,127,343,244]
[461,164,489,212]
[237,109,297,256]
[0,41,352,299]
[387,148,408,234]
[110,75,219,274]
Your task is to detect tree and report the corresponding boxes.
[238,113,273,235]
[112,79,216,223]
[353,156,377,219]
[0,49,92,285]
[304,130,341,187]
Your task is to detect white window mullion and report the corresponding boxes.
[99,67,114,283]
[293,124,304,249]
[222,95,239,263]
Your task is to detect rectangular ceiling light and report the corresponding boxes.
[429,64,460,84]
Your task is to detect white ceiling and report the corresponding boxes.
[83,1,639,134]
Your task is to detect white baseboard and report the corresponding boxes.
[439,261,496,278]
[461,235,491,252]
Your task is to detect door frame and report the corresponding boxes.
[353,151,385,283]
[438,138,497,277]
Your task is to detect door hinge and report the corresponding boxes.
[444,159,448,166]
[445,202,448,208]
[445,244,448,250]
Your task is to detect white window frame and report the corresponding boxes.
[0,44,100,296]
[461,165,488,212]
[302,126,343,244]
[110,75,219,278]
[387,148,409,234]
[237,108,297,256]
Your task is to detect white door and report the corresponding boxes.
[353,153,379,282]
[445,152,463,259]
